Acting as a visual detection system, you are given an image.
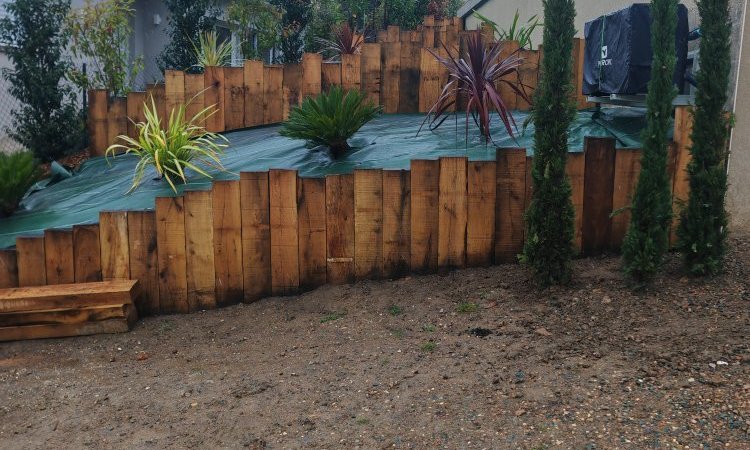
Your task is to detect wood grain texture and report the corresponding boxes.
[610,149,642,249]
[497,41,520,111]
[0,280,138,312]
[283,63,303,120]
[184,73,206,124]
[126,91,146,139]
[146,83,167,130]
[321,62,342,91]
[382,170,411,278]
[127,211,159,316]
[354,169,384,280]
[155,197,188,313]
[204,66,225,132]
[263,65,283,124]
[269,170,299,295]
[341,54,361,93]
[581,137,616,255]
[184,189,216,311]
[99,211,130,280]
[0,304,129,327]
[467,161,496,267]
[565,152,586,253]
[297,177,327,289]
[223,66,245,131]
[495,148,527,263]
[360,44,381,105]
[165,70,186,117]
[16,236,46,287]
[0,250,18,289]
[381,42,401,113]
[438,157,467,269]
[0,317,133,342]
[212,180,244,306]
[419,47,441,113]
[88,89,108,156]
[302,53,322,99]
[325,174,355,284]
[410,159,440,273]
[240,172,271,301]
[106,97,127,150]
[399,41,421,113]
[516,50,539,111]
[73,225,102,283]
[44,229,74,285]
[244,60,264,127]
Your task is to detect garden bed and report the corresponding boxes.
[0,108,652,248]
[0,237,747,448]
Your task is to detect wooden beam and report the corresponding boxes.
[269,169,299,295]
[212,180,244,306]
[240,172,271,301]
[325,174,355,284]
[155,197,188,313]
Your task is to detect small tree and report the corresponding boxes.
[0,0,85,160]
[271,0,309,64]
[227,0,282,61]
[67,0,143,96]
[677,0,732,276]
[159,0,219,71]
[621,0,678,283]
[522,0,577,286]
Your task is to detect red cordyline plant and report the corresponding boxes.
[316,23,364,60]
[419,32,530,144]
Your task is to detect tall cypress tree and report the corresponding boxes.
[522,0,576,285]
[621,0,678,283]
[677,0,731,276]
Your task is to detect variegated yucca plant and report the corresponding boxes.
[106,96,228,193]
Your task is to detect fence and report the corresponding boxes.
[0,105,693,316]
[87,16,590,156]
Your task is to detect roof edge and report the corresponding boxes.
[457,0,489,19]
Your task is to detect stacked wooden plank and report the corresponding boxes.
[0,280,139,342]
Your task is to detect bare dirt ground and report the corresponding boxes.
[1,238,749,450]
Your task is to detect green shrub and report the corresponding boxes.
[622,0,678,284]
[522,0,576,286]
[677,0,732,276]
[280,86,382,158]
[106,97,228,193]
[159,0,220,71]
[0,152,40,217]
[192,30,233,69]
[0,0,85,161]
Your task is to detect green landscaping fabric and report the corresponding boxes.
[0,107,663,248]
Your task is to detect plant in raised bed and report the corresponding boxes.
[418,32,528,144]
[521,0,576,286]
[192,30,233,69]
[106,97,228,193]
[473,9,542,50]
[0,151,40,218]
[279,86,382,158]
[622,0,678,284]
[677,0,732,277]
[315,23,364,60]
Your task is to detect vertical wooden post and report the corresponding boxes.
[156,197,188,313]
[610,149,642,248]
[184,189,216,311]
[381,42,401,113]
[269,169,299,295]
[146,83,167,130]
[0,249,18,289]
[184,73,206,124]
[341,54,361,93]
[126,91,146,139]
[244,60,264,127]
[410,159,440,273]
[354,169,384,280]
[566,152,586,253]
[73,224,101,283]
[240,172,271,301]
[438,157,468,269]
[419,47,441,113]
[165,69,186,117]
[223,67,245,131]
[44,229,74,285]
[467,161,496,267]
[387,25,400,42]
[495,148,527,263]
[263,65,284,124]
[302,53,323,99]
[106,97,127,150]
[399,41,420,113]
[88,89,109,157]
[283,63,303,120]
[382,170,411,278]
[517,50,540,111]
[571,38,589,109]
[297,177,327,289]
[360,44,381,105]
[204,67,226,132]
[321,62,342,91]
[99,211,130,280]
[581,137,616,255]
[497,41,520,111]
[212,180,244,306]
[16,236,46,287]
[325,174,355,284]
[127,211,159,316]
[671,106,693,245]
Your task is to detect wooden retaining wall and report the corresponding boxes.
[1,108,693,317]
[87,16,590,156]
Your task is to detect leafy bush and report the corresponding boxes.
[106,97,228,193]
[419,32,527,144]
[227,0,281,61]
[0,0,85,161]
[279,86,382,158]
[0,152,40,217]
[192,30,233,69]
[271,0,309,63]
[622,0,678,284]
[522,0,576,286]
[67,0,143,96]
[159,0,220,71]
[677,0,732,276]
[473,9,542,50]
